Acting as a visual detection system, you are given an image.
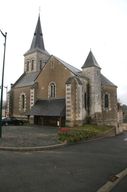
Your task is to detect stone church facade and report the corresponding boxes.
[8,15,118,127]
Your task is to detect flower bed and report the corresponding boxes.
[58,125,113,143]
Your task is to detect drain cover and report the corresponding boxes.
[109,175,119,182]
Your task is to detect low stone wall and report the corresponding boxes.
[122,123,127,131]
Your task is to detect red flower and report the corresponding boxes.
[58,127,70,133]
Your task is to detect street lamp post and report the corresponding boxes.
[0,30,7,138]
[4,86,8,117]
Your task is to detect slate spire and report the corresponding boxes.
[30,15,45,51]
[82,50,101,69]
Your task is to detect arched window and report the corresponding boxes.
[26,61,29,71]
[50,83,56,98]
[40,60,42,70]
[31,60,34,71]
[49,82,56,98]
[19,93,26,111]
[104,94,109,108]
[21,94,25,109]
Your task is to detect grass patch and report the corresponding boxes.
[58,124,113,143]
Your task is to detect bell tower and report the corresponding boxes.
[82,50,102,122]
[24,15,50,73]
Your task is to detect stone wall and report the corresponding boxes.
[36,56,73,99]
[11,86,31,118]
[82,66,102,118]
[24,50,50,73]
[102,86,117,126]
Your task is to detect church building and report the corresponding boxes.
[8,15,118,127]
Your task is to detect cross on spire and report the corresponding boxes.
[39,6,41,15]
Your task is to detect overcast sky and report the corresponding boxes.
[0,0,127,104]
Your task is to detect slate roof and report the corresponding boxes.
[82,50,101,69]
[101,74,117,87]
[14,72,39,88]
[24,15,49,55]
[55,56,81,76]
[29,99,65,116]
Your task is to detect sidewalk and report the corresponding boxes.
[0,125,61,149]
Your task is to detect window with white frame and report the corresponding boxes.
[19,93,26,111]
[48,82,56,98]
[21,94,25,109]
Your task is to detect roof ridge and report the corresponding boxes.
[54,56,81,75]
[101,74,117,87]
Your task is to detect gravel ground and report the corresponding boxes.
[0,125,60,147]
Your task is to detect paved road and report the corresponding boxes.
[0,132,127,192]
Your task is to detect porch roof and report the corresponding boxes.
[29,98,65,117]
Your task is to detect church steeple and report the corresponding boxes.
[24,15,50,73]
[82,50,101,69]
[29,15,45,51]
[82,50,102,116]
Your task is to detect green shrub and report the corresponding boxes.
[58,125,112,143]
[58,127,97,143]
